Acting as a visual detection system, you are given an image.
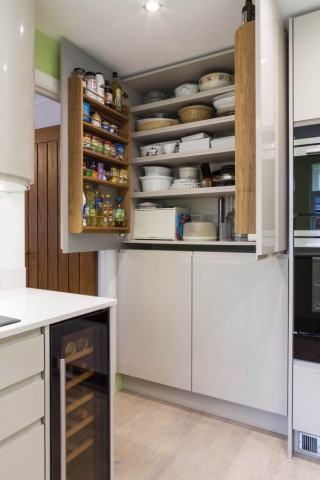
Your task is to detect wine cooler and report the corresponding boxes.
[50,309,111,480]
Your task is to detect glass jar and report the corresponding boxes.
[85,71,97,100]
[103,140,111,156]
[91,112,101,127]
[101,120,110,131]
[109,124,118,135]
[91,136,100,152]
[72,68,86,88]
[83,133,91,149]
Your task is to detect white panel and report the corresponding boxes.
[118,250,192,391]
[0,380,44,442]
[0,335,44,390]
[0,425,44,480]
[294,10,320,123]
[35,99,60,129]
[293,361,320,437]
[0,0,35,191]
[256,0,288,256]
[192,252,288,415]
[0,192,25,270]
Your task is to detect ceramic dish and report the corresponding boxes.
[199,72,233,92]
[216,104,236,116]
[174,83,199,97]
[139,175,173,192]
[136,118,180,132]
[212,92,235,110]
[143,166,172,176]
[179,167,199,180]
[178,105,214,124]
[170,183,200,190]
[140,144,164,157]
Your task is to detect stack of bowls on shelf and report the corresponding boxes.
[170,166,200,190]
[212,91,235,117]
[139,140,180,157]
[139,166,173,192]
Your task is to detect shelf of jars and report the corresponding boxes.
[68,75,131,234]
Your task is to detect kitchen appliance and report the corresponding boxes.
[294,136,320,242]
[50,309,111,480]
[134,207,189,240]
[212,165,235,186]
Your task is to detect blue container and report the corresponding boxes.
[83,102,90,122]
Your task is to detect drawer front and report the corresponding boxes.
[0,380,44,442]
[0,335,44,390]
[293,361,320,437]
[0,424,44,480]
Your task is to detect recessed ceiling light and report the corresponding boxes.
[143,1,162,13]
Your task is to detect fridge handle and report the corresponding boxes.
[60,358,66,480]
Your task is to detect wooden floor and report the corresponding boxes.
[114,390,320,480]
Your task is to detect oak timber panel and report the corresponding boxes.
[235,22,256,234]
[48,141,59,291]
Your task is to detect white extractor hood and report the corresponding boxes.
[0,0,35,192]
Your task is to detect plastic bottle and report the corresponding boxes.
[84,185,95,226]
[93,185,104,227]
[114,196,125,227]
[111,72,122,112]
[103,195,114,227]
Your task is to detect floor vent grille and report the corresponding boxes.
[299,432,320,457]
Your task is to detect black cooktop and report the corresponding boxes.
[0,315,21,327]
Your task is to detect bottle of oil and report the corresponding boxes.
[93,185,104,227]
[111,72,122,112]
[114,196,125,227]
[242,0,255,24]
[84,185,95,226]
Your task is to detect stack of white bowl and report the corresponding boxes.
[170,166,200,191]
[139,166,173,192]
[212,91,235,117]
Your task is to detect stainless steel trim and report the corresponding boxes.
[294,230,320,237]
[294,237,320,248]
[294,145,320,156]
[307,148,320,155]
[294,137,320,147]
[60,358,66,480]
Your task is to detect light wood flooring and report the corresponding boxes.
[114,390,320,480]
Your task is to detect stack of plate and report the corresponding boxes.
[170,179,200,190]
[212,91,235,117]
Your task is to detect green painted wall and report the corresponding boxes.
[35,30,60,80]
[115,373,123,392]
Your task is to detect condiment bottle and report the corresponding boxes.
[91,111,101,127]
[94,184,104,227]
[104,80,113,109]
[111,72,122,112]
[114,196,125,227]
[95,72,105,104]
[242,0,255,23]
[85,71,97,100]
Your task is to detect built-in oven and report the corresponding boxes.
[294,249,320,363]
[294,136,320,244]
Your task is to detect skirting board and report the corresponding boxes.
[122,375,288,436]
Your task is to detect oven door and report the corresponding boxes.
[294,253,320,363]
[294,140,320,236]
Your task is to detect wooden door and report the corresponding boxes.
[26,126,97,295]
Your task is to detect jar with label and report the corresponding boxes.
[111,167,119,183]
[91,112,101,127]
[101,120,110,131]
[103,140,111,156]
[120,169,128,185]
[115,142,125,160]
[110,143,116,158]
[83,133,91,149]
[85,71,97,100]
[83,102,90,122]
[95,72,105,104]
[109,124,118,135]
[91,136,100,152]
[97,138,103,153]
[111,72,122,112]
[72,68,86,88]
[104,80,113,109]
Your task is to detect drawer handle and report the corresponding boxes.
[60,358,66,480]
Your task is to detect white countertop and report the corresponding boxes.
[0,288,117,339]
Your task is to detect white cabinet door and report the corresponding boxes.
[118,250,192,391]
[294,11,320,123]
[293,360,320,437]
[192,253,288,415]
[256,0,288,256]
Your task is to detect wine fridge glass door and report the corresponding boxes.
[50,310,110,480]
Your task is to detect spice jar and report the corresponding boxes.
[103,140,111,156]
[95,72,105,104]
[111,167,119,183]
[120,168,128,185]
[72,68,86,88]
[91,136,100,152]
[110,143,116,157]
[97,138,103,153]
[86,170,92,177]
[109,124,118,135]
[101,120,110,131]
[97,163,104,173]
[85,71,97,100]
[91,112,101,127]
[83,133,91,149]
[92,171,98,179]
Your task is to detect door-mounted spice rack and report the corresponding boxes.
[68,76,131,234]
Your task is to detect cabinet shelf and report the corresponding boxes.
[66,347,94,364]
[66,370,94,391]
[131,116,235,143]
[131,186,235,200]
[67,438,94,464]
[66,415,94,439]
[82,225,129,234]
[83,149,129,167]
[83,176,129,189]
[83,93,129,123]
[83,122,129,144]
[66,392,94,414]
[131,86,235,117]
[131,148,235,167]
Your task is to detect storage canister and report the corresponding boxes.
[103,141,111,156]
[101,120,110,131]
[85,71,97,100]
[72,68,86,88]
[91,112,101,127]
[110,143,116,157]
[109,124,118,135]
[95,72,105,104]
[83,133,91,149]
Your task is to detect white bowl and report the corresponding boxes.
[163,143,176,154]
[143,166,172,176]
[213,92,235,110]
[174,83,199,97]
[139,175,173,192]
[179,167,199,180]
[140,144,164,157]
[199,72,233,92]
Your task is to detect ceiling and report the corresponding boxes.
[277,0,320,23]
[36,0,244,78]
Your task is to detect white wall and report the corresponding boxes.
[35,94,60,129]
[0,192,25,270]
